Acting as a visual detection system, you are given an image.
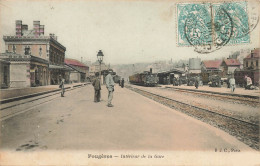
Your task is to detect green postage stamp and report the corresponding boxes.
[177,1,250,52]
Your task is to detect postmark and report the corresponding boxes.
[192,6,233,54]
[177,1,253,53]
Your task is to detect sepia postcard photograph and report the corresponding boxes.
[0,0,259,165]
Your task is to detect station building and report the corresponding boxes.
[0,20,66,88]
[221,59,241,77]
[234,48,260,86]
[65,58,89,83]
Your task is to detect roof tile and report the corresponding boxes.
[224,59,241,66]
[203,60,222,69]
[65,58,88,68]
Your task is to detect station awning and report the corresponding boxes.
[157,69,185,76]
[49,64,66,69]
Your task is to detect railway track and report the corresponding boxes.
[165,86,260,107]
[126,85,259,150]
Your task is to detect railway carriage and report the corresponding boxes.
[129,71,158,86]
[201,70,223,85]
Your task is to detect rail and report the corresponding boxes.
[126,85,259,150]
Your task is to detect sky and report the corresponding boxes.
[0,0,259,65]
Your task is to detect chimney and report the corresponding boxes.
[21,24,28,36]
[15,20,22,37]
[39,25,44,36]
[33,21,40,37]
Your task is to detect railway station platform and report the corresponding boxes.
[3,84,253,151]
[0,84,258,165]
[0,82,88,102]
[163,84,260,98]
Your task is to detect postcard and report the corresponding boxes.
[0,0,259,165]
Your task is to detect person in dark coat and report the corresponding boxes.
[121,78,124,88]
[92,72,101,102]
[195,76,199,89]
[59,75,65,97]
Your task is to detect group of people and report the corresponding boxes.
[58,70,116,107]
[228,75,253,92]
[91,70,117,107]
[58,72,255,105]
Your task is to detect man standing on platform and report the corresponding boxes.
[59,75,65,97]
[121,78,124,88]
[229,75,236,92]
[92,72,101,102]
[195,76,199,89]
[105,70,115,107]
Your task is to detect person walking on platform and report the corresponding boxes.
[121,78,124,88]
[229,75,236,92]
[92,72,101,102]
[195,76,199,89]
[105,70,115,107]
[59,75,65,97]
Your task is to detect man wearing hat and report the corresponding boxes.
[92,72,101,102]
[105,70,115,107]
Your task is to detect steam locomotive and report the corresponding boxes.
[129,71,158,87]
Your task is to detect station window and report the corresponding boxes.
[46,45,49,57]
[39,46,42,56]
[251,61,253,67]
[246,61,248,67]
[256,60,258,67]
[24,46,30,55]
[12,45,16,53]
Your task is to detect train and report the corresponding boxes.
[129,71,158,86]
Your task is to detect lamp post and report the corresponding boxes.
[97,50,104,80]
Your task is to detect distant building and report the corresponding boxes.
[243,48,260,70]
[221,59,241,77]
[229,49,250,68]
[234,48,260,86]
[65,58,89,83]
[188,58,201,74]
[0,20,66,87]
[201,60,223,72]
[89,61,108,76]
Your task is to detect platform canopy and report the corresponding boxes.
[157,69,184,76]
[49,64,66,69]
